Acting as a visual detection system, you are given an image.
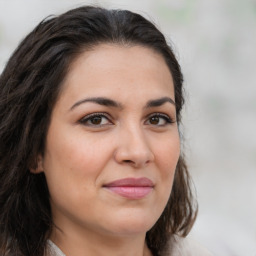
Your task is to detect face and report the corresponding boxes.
[40,44,180,239]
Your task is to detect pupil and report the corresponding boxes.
[150,116,159,124]
[91,116,102,125]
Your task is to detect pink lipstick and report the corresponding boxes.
[103,177,154,199]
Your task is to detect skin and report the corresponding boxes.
[36,44,180,256]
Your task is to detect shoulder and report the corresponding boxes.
[164,235,213,256]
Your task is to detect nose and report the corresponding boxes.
[114,126,155,168]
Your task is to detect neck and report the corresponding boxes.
[50,226,152,256]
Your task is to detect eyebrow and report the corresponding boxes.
[145,97,176,108]
[70,97,122,110]
[70,96,175,111]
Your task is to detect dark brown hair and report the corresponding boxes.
[0,6,197,256]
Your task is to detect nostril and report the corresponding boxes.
[123,160,133,164]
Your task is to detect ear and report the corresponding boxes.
[30,155,44,174]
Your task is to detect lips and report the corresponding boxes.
[103,177,154,199]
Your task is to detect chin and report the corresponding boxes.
[105,212,158,236]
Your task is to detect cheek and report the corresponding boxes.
[147,135,180,223]
[155,134,180,172]
[42,129,107,214]
[154,133,180,197]
[42,126,114,195]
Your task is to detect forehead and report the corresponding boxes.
[59,44,174,103]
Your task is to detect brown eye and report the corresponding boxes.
[149,116,160,125]
[90,116,103,125]
[79,113,112,127]
[145,113,173,126]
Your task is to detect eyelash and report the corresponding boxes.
[146,113,175,126]
[79,112,175,127]
[79,112,112,127]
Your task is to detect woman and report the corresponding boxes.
[0,6,211,256]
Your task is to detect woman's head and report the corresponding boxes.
[0,6,196,256]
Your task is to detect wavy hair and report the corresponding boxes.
[0,6,197,256]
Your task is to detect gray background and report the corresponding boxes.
[0,0,255,255]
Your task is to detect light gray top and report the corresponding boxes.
[46,240,66,256]
[167,236,213,256]
[46,236,213,256]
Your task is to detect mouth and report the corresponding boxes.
[103,177,154,200]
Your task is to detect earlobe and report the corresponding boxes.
[30,155,44,174]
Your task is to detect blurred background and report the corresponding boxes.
[0,0,255,255]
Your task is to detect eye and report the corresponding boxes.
[79,113,112,127]
[145,113,174,126]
